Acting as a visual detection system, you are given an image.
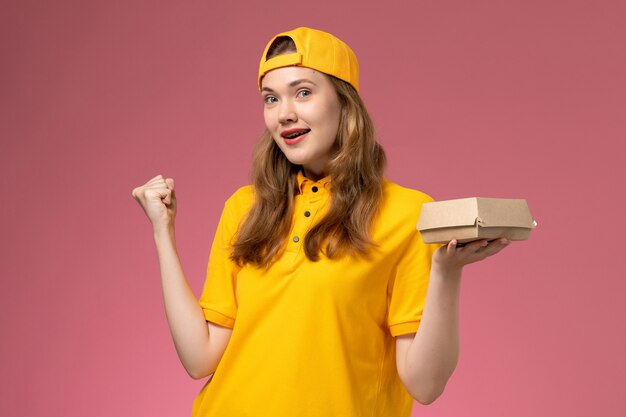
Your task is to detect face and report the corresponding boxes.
[261,66,342,179]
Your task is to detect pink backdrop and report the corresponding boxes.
[2,0,624,416]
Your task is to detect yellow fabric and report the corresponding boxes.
[258,27,360,92]
[192,173,438,417]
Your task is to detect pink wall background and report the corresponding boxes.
[2,0,624,416]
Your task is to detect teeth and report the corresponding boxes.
[285,129,309,139]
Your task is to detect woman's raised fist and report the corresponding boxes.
[132,174,177,229]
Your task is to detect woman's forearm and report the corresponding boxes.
[153,225,216,379]
[401,264,462,403]
[399,238,509,404]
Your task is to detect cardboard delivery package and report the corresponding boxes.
[416,197,536,244]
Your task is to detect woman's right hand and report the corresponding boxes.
[132,174,177,230]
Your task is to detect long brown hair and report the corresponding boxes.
[231,37,386,267]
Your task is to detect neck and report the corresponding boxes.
[302,164,328,181]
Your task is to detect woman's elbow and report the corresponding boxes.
[403,378,447,405]
[186,367,214,380]
[182,360,215,380]
[413,387,444,405]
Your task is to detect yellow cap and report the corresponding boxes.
[258,27,360,93]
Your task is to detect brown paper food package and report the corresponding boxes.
[416,197,536,244]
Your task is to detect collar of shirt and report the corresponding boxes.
[296,170,331,194]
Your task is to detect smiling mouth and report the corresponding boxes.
[281,129,311,139]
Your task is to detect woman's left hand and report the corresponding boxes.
[432,238,510,273]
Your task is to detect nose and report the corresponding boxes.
[278,99,297,124]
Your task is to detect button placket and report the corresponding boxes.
[289,179,328,256]
[290,189,313,252]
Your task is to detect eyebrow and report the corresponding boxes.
[261,78,318,93]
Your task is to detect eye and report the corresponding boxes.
[263,95,278,105]
[296,89,311,98]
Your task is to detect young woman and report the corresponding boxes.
[132,27,509,417]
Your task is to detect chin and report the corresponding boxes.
[282,153,311,167]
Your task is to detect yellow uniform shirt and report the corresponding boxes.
[192,172,438,417]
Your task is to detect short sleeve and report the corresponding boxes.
[387,210,440,337]
[198,194,245,329]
